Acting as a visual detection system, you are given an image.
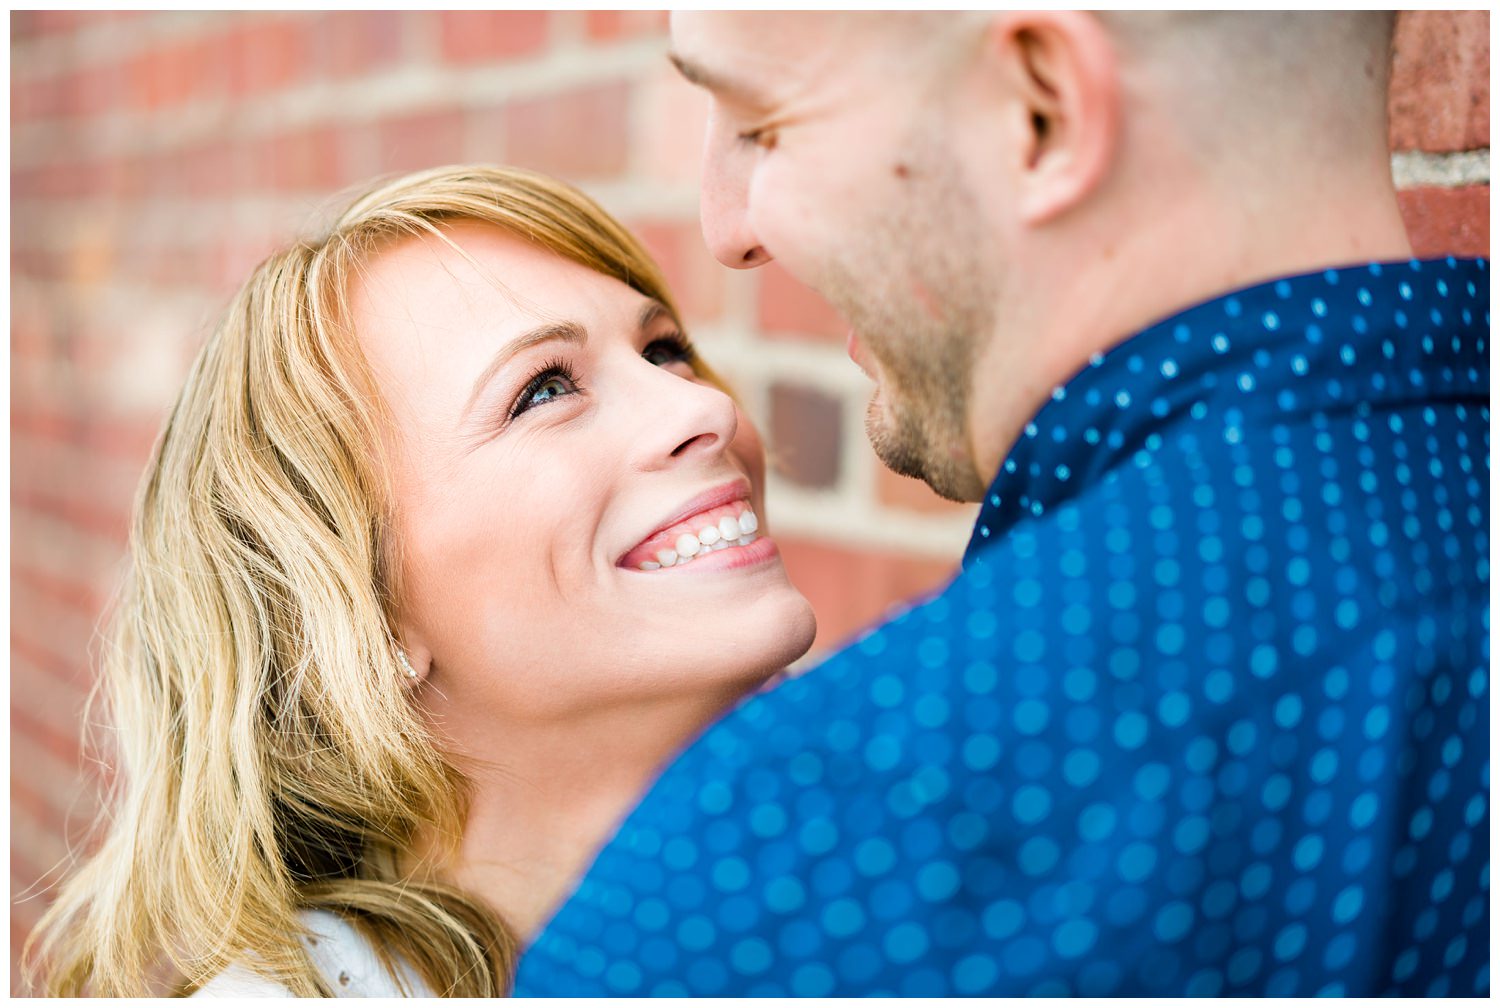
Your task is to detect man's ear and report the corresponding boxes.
[988,11,1121,225]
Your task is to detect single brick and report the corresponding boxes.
[9,717,88,825]
[179,137,248,196]
[1389,10,1490,152]
[130,36,220,111]
[258,124,351,192]
[377,106,467,174]
[503,81,631,179]
[585,10,669,42]
[11,674,89,765]
[228,15,310,96]
[14,9,85,37]
[439,11,549,64]
[85,415,163,461]
[10,73,63,121]
[769,382,843,489]
[874,461,980,517]
[21,161,90,199]
[1397,184,1490,258]
[13,564,103,618]
[11,11,44,38]
[629,219,726,323]
[117,152,155,199]
[10,77,41,120]
[776,534,960,654]
[314,10,409,79]
[757,260,848,343]
[13,483,130,544]
[10,592,96,692]
[76,62,127,118]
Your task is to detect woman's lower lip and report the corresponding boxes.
[628,534,779,573]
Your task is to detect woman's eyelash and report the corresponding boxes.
[505,333,695,424]
[643,332,698,367]
[508,358,581,421]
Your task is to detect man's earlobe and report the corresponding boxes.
[1002,12,1120,225]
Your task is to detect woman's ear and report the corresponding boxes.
[988,11,1121,225]
[394,637,432,688]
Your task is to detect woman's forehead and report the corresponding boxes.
[350,222,654,340]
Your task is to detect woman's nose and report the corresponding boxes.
[630,360,740,470]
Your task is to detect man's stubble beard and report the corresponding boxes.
[819,145,998,503]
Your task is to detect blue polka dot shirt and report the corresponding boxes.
[514,259,1490,996]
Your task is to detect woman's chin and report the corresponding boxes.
[741,588,816,681]
[777,593,819,669]
[697,589,818,699]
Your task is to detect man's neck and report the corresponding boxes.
[967,167,1415,488]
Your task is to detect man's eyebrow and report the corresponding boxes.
[668,51,758,103]
[463,320,587,419]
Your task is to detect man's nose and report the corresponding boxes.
[700,118,773,269]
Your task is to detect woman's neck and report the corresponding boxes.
[424,677,762,942]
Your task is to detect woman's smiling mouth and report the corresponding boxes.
[620,501,762,570]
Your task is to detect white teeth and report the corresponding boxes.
[634,508,764,571]
[640,530,760,570]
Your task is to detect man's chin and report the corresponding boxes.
[865,393,981,503]
[865,394,928,483]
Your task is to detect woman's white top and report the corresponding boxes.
[191,909,432,997]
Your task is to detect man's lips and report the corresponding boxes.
[618,479,753,567]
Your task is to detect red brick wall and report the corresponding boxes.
[9,11,1488,991]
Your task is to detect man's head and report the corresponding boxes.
[670,12,1408,502]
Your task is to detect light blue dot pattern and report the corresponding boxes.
[516,259,1490,996]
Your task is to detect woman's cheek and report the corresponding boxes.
[729,406,769,512]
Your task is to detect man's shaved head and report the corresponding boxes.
[1097,12,1398,157]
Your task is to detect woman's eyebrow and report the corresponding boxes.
[638,299,673,331]
[462,300,673,419]
[463,320,587,419]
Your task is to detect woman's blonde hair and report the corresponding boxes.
[26,164,704,997]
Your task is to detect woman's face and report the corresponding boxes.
[350,221,815,729]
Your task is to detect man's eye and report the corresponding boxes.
[736,127,778,151]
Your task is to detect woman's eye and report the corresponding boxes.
[643,335,697,370]
[510,366,579,420]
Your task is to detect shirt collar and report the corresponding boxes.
[964,257,1490,567]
